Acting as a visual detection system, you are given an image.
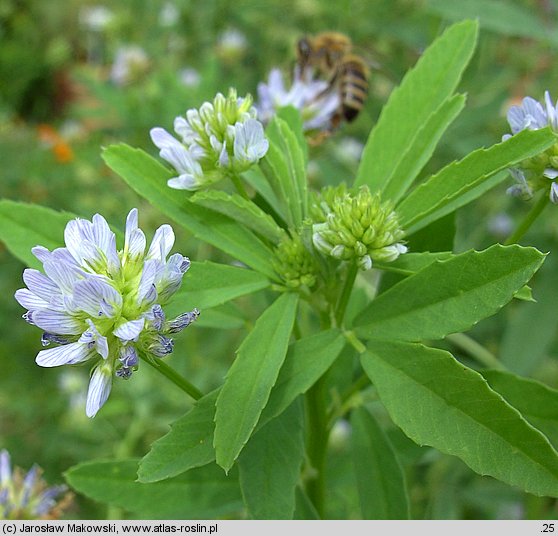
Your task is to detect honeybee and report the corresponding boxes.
[296,32,369,134]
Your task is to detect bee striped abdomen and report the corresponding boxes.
[340,56,368,122]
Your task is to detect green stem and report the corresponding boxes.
[335,263,358,327]
[141,355,204,400]
[343,330,366,354]
[504,192,548,245]
[446,333,506,370]
[230,172,250,200]
[305,377,329,518]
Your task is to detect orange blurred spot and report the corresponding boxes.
[52,142,74,163]
[36,124,74,163]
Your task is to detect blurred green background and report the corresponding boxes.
[2,0,558,519]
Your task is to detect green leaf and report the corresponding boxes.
[351,407,410,519]
[263,117,308,228]
[482,370,558,449]
[260,328,345,424]
[139,329,343,483]
[354,20,478,192]
[514,285,534,302]
[425,0,558,47]
[354,245,545,342]
[214,292,299,471]
[407,212,456,253]
[375,251,453,276]
[501,258,558,375]
[397,128,557,235]
[138,390,219,483]
[170,260,270,311]
[276,106,308,165]
[238,401,305,519]
[190,190,284,243]
[405,170,509,236]
[102,144,277,279]
[242,167,288,224]
[361,341,558,497]
[65,459,242,519]
[383,94,466,203]
[191,304,245,329]
[294,487,320,520]
[0,200,74,269]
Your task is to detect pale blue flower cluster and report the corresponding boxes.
[257,67,341,132]
[15,209,198,417]
[504,91,558,203]
[0,450,71,519]
[151,89,269,191]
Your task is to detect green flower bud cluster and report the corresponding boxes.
[273,232,318,289]
[311,184,407,270]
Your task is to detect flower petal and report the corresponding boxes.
[32,310,83,335]
[14,288,49,310]
[72,278,122,317]
[36,342,95,367]
[42,260,81,294]
[113,318,145,341]
[22,269,59,301]
[147,225,175,261]
[86,366,113,418]
[124,208,146,259]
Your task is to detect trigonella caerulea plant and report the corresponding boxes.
[14,209,198,417]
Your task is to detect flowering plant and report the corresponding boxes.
[2,19,558,520]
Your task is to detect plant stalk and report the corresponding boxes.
[504,192,548,245]
[305,377,329,518]
[335,263,358,327]
[230,172,250,200]
[141,355,204,400]
[446,333,506,370]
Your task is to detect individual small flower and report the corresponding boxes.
[503,91,558,204]
[150,89,269,191]
[272,232,319,289]
[335,137,364,164]
[256,67,341,133]
[311,184,407,270]
[159,2,180,27]
[215,28,247,62]
[110,45,150,86]
[15,209,199,418]
[79,5,114,32]
[178,67,201,88]
[0,450,73,520]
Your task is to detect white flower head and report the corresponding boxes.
[159,2,180,27]
[504,91,558,204]
[179,67,201,88]
[15,209,198,418]
[151,89,268,191]
[110,46,150,87]
[0,450,72,520]
[79,5,114,32]
[256,67,341,133]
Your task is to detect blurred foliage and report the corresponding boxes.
[2,0,558,520]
